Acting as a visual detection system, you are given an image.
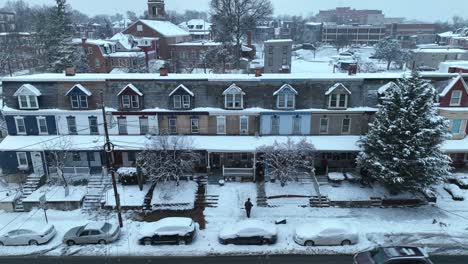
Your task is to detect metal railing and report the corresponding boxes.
[49,167,91,176]
[222,166,254,178]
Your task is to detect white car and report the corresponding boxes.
[294,222,358,246]
[0,224,57,246]
[138,217,197,245]
[219,220,278,245]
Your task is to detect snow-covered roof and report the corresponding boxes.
[242,45,253,52]
[171,41,221,47]
[117,83,143,96]
[264,39,293,43]
[223,83,246,95]
[138,19,190,37]
[73,38,115,46]
[65,84,92,96]
[13,84,42,97]
[325,83,351,95]
[273,84,298,96]
[106,52,146,58]
[178,19,212,31]
[378,82,399,95]
[440,75,468,97]
[168,84,194,97]
[438,31,458,38]
[412,48,467,54]
[110,33,135,50]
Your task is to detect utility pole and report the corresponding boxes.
[101,92,123,227]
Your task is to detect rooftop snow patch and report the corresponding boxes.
[13,84,42,96]
[412,48,467,54]
[138,19,190,37]
[273,84,298,96]
[106,52,146,58]
[265,39,293,43]
[378,82,399,95]
[117,83,144,96]
[65,84,92,96]
[325,83,351,95]
[440,74,468,97]
[168,84,194,97]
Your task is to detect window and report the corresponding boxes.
[168,118,177,134]
[72,152,81,162]
[292,116,301,134]
[452,119,463,134]
[277,93,295,108]
[217,116,226,134]
[173,95,182,108]
[342,118,351,134]
[182,95,190,109]
[70,95,88,109]
[95,58,101,68]
[118,117,128,135]
[137,24,143,31]
[225,94,243,109]
[271,116,280,135]
[240,116,249,135]
[127,152,136,162]
[320,118,329,134]
[67,116,77,134]
[18,95,38,109]
[241,153,249,161]
[14,117,26,134]
[191,118,200,134]
[450,90,462,106]
[140,118,149,135]
[89,117,99,135]
[37,117,48,134]
[122,95,139,109]
[16,152,28,168]
[268,46,273,54]
[329,94,348,108]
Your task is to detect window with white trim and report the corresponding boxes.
[137,25,143,31]
[450,90,462,106]
[16,152,28,169]
[67,116,77,134]
[118,117,128,135]
[191,118,200,134]
[292,115,301,134]
[14,117,26,134]
[37,117,48,134]
[240,116,249,135]
[173,95,191,109]
[319,118,329,134]
[168,118,177,134]
[342,118,351,134]
[277,93,295,108]
[328,94,348,108]
[18,95,38,109]
[451,119,463,134]
[89,116,99,135]
[271,116,280,135]
[71,95,88,109]
[140,118,149,135]
[217,116,226,134]
[225,93,243,109]
[122,95,139,109]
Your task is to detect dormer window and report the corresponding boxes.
[274,84,298,109]
[118,84,143,110]
[66,84,92,109]
[169,84,194,109]
[13,84,41,110]
[326,83,351,109]
[450,90,462,106]
[223,83,245,109]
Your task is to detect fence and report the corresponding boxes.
[222,166,254,181]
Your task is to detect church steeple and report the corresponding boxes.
[148,0,166,20]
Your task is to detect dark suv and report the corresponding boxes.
[354,246,434,264]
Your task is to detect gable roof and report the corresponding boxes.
[138,19,190,37]
[273,84,298,96]
[169,84,194,97]
[378,82,399,95]
[223,83,246,95]
[325,83,351,95]
[117,83,143,96]
[13,84,42,97]
[440,74,468,97]
[65,84,92,96]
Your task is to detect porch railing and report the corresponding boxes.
[49,167,91,176]
[223,166,254,179]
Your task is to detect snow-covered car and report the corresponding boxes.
[354,246,434,264]
[138,217,196,246]
[450,174,468,189]
[218,220,277,245]
[293,222,358,246]
[444,184,464,201]
[0,224,56,246]
[63,221,120,246]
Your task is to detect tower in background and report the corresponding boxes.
[148,0,166,20]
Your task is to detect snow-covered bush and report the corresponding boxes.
[328,172,345,182]
[444,184,464,201]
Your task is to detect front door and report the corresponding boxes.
[31,152,45,176]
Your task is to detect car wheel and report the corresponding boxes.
[29,240,39,246]
[261,239,270,245]
[143,237,152,246]
[178,239,186,245]
[66,240,75,246]
[98,239,107,245]
[305,240,315,246]
[341,240,352,246]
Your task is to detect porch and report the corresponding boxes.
[206,152,259,182]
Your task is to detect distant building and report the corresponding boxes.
[0,11,15,32]
[254,25,275,43]
[316,7,384,25]
[303,22,323,43]
[170,41,221,72]
[386,23,437,48]
[263,39,292,73]
[408,48,468,70]
[178,19,212,40]
[147,0,166,21]
[321,24,386,46]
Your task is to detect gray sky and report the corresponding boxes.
[1,0,467,22]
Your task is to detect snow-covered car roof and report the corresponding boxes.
[84,221,108,231]
[295,222,355,237]
[139,217,194,236]
[219,220,277,239]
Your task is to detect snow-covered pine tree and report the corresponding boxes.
[357,73,451,193]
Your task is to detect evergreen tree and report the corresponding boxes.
[357,73,451,193]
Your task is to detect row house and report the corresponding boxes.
[1,72,467,181]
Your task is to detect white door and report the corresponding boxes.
[31,152,45,176]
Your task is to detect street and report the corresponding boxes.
[0,255,465,264]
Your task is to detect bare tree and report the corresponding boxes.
[257,138,316,187]
[43,137,73,191]
[137,134,201,185]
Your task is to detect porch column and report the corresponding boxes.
[206,151,211,175]
[253,152,257,182]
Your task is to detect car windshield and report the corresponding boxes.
[371,249,388,264]
[101,223,111,233]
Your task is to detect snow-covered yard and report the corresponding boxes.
[23,185,86,203]
[151,181,198,210]
[104,184,150,208]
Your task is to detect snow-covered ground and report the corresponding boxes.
[1,180,468,257]
[152,181,198,209]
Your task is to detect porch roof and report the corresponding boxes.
[1,135,467,153]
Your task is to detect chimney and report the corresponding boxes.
[255,68,262,77]
[65,67,76,76]
[159,67,168,76]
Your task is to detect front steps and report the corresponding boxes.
[82,174,112,212]
[14,174,42,212]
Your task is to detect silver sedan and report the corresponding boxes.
[0,224,57,246]
[63,221,120,246]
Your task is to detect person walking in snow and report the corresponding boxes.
[244,198,253,218]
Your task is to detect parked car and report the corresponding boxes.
[293,222,358,246]
[138,217,196,246]
[0,224,56,246]
[218,220,277,245]
[444,184,464,201]
[354,246,434,264]
[63,221,120,246]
